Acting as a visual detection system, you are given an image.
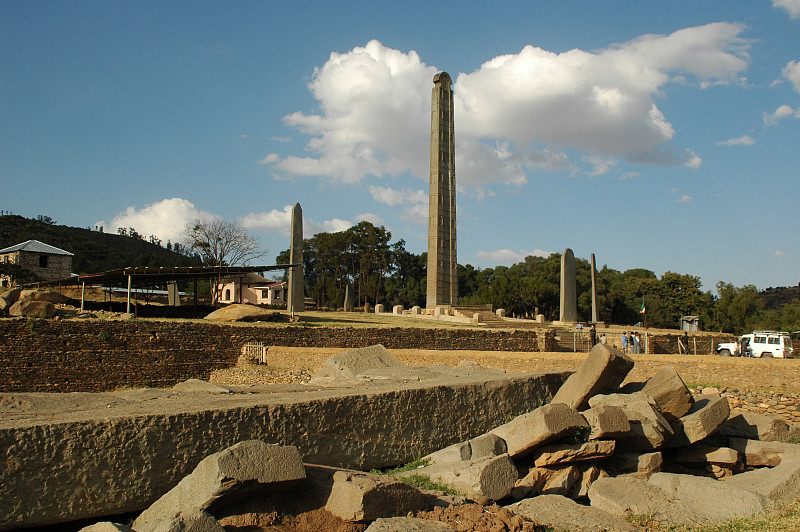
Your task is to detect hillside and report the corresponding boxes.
[0,215,201,275]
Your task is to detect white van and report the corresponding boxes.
[741,331,793,358]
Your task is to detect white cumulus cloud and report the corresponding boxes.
[717,135,755,146]
[242,205,357,237]
[764,104,800,125]
[678,195,692,203]
[96,198,215,244]
[477,248,553,265]
[774,0,800,18]
[783,60,800,92]
[369,185,427,206]
[261,25,750,188]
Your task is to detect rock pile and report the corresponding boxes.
[83,343,800,531]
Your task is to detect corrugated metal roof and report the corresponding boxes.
[0,239,73,256]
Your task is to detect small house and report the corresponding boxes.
[217,272,287,306]
[0,239,73,287]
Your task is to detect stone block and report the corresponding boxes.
[311,344,404,380]
[589,392,673,450]
[725,442,800,502]
[588,476,705,527]
[532,440,615,467]
[570,464,607,499]
[489,402,588,458]
[603,451,663,479]
[715,411,790,442]
[649,472,773,522]
[465,433,507,460]
[551,343,633,410]
[539,464,581,496]
[727,437,800,467]
[401,454,517,504]
[411,306,421,315]
[509,494,638,532]
[641,366,694,423]
[672,445,739,467]
[133,441,305,528]
[496,308,505,318]
[424,441,470,465]
[374,304,384,314]
[325,471,427,523]
[393,305,404,315]
[510,466,550,499]
[365,517,454,531]
[667,395,730,447]
[581,405,630,440]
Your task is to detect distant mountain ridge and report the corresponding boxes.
[0,215,200,275]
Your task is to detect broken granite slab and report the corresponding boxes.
[489,402,588,458]
[532,440,615,467]
[581,404,630,441]
[667,394,730,447]
[589,392,673,451]
[551,343,634,410]
[509,494,638,532]
[641,366,694,423]
[324,470,427,523]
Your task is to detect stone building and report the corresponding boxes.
[0,239,73,287]
[217,272,286,306]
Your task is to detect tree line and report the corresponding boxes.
[278,221,799,335]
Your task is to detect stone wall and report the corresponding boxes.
[647,333,734,355]
[0,319,553,393]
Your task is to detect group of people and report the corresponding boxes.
[585,325,641,354]
[620,331,641,354]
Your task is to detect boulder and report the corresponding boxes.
[532,440,615,467]
[8,300,56,318]
[640,366,694,423]
[79,523,136,532]
[135,508,225,532]
[667,394,730,447]
[133,441,305,528]
[0,288,21,313]
[172,379,231,394]
[203,304,279,322]
[310,344,404,381]
[551,343,634,410]
[509,494,638,532]
[19,289,72,304]
[325,471,427,523]
[588,392,673,450]
[365,517,454,531]
[581,405,630,440]
[489,402,588,458]
[715,411,790,442]
[400,454,517,504]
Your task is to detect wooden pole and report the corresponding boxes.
[126,275,132,314]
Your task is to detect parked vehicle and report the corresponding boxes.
[715,331,793,358]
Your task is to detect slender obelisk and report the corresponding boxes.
[559,248,578,323]
[590,253,599,323]
[427,72,458,308]
[287,202,304,313]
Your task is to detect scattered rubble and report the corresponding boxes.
[63,343,800,531]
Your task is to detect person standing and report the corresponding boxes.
[590,324,597,347]
[633,332,640,354]
[621,332,628,353]
[628,332,635,353]
[600,333,607,345]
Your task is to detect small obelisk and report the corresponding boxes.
[287,203,304,313]
[426,72,458,308]
[591,253,599,323]
[559,248,578,323]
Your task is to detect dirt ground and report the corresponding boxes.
[212,346,800,394]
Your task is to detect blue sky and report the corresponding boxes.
[2,1,799,292]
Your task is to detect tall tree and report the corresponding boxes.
[183,217,265,267]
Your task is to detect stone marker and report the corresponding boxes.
[496,308,505,318]
[365,517,454,531]
[133,441,305,528]
[551,343,634,411]
[401,454,517,504]
[374,303,384,314]
[641,366,694,423]
[310,344,404,380]
[490,402,588,458]
[667,394,730,447]
[559,248,578,323]
[325,471,427,523]
[411,306,421,315]
[393,305,404,315]
[287,202,304,313]
[590,253,599,324]
[509,494,638,532]
[589,392,673,450]
[581,405,630,440]
[532,440,615,467]
[344,283,353,312]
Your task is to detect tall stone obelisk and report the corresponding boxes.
[426,72,458,308]
[590,253,599,323]
[559,248,578,323]
[287,202,304,313]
